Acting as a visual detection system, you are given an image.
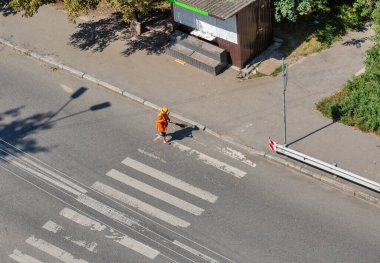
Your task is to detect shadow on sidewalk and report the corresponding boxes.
[168,126,199,143]
[0,0,16,17]
[69,12,132,52]
[69,11,171,56]
[287,121,336,147]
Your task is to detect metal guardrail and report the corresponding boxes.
[276,144,380,192]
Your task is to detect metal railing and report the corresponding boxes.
[275,144,380,192]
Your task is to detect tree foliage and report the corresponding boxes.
[274,0,375,22]
[8,0,161,22]
[317,2,380,135]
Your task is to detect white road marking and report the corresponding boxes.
[25,236,89,263]
[106,230,160,259]
[20,156,87,194]
[9,249,44,263]
[153,135,161,142]
[173,240,219,263]
[60,208,160,259]
[171,142,247,178]
[42,220,63,233]
[60,84,74,93]
[106,169,205,215]
[217,147,256,168]
[92,181,191,227]
[9,159,81,196]
[122,158,218,203]
[42,220,98,253]
[60,207,106,231]
[66,239,98,253]
[76,194,138,226]
[137,148,167,163]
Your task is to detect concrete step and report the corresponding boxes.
[165,42,226,75]
[170,30,227,63]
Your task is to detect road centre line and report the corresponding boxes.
[9,249,44,263]
[92,181,191,228]
[1,164,229,263]
[106,169,205,215]
[19,156,87,194]
[8,158,81,196]
[171,142,247,178]
[42,220,98,253]
[173,240,219,263]
[122,158,218,203]
[25,236,89,263]
[76,194,138,227]
[60,207,160,259]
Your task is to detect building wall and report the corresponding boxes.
[173,5,238,44]
[171,0,273,68]
[236,0,273,67]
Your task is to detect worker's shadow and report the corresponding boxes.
[168,126,199,142]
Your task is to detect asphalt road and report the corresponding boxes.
[0,46,380,263]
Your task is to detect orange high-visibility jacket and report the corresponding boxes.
[156,112,169,132]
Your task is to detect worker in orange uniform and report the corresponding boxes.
[156,106,171,144]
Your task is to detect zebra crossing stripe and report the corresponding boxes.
[106,169,205,215]
[42,220,98,253]
[171,142,247,178]
[122,158,218,203]
[25,236,89,263]
[59,207,160,259]
[9,249,44,263]
[92,181,191,227]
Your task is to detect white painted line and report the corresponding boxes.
[106,231,160,259]
[59,208,160,259]
[60,207,106,231]
[42,220,63,233]
[122,158,218,203]
[92,181,191,227]
[20,156,87,194]
[10,159,81,196]
[137,148,166,163]
[107,169,204,215]
[217,147,256,168]
[76,194,138,227]
[153,135,161,142]
[60,84,74,94]
[65,239,98,253]
[25,236,89,263]
[172,142,247,178]
[173,240,219,263]
[9,249,44,263]
[42,220,98,253]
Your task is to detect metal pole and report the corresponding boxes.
[282,58,287,145]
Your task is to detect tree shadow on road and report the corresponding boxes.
[0,0,16,17]
[0,87,111,159]
[0,106,54,158]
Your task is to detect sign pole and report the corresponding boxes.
[282,58,288,145]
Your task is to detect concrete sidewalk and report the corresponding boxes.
[0,6,379,185]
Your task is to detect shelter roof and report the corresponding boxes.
[171,0,256,19]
